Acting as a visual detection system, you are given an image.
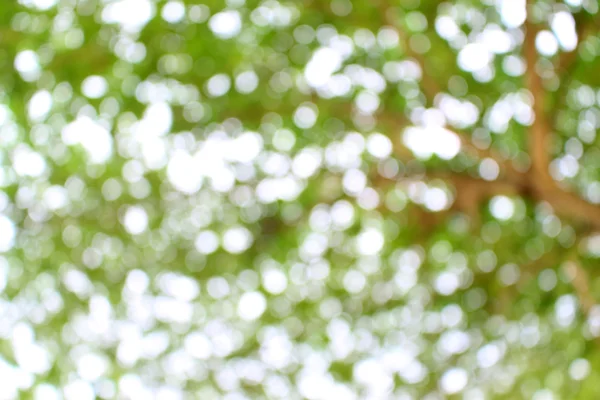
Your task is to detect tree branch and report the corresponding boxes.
[540,188,600,230]
[519,5,600,230]
[372,167,527,227]
[375,110,529,185]
[524,10,553,187]
[563,259,595,315]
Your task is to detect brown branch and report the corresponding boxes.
[524,11,553,187]
[375,110,528,185]
[488,248,562,314]
[429,172,525,198]
[454,130,529,185]
[563,259,595,315]
[497,242,595,316]
[520,5,600,231]
[540,189,600,230]
[372,167,527,228]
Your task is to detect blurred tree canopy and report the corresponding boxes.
[1,0,600,398]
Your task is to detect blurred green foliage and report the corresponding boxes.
[0,0,600,399]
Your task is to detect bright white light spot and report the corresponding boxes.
[64,380,95,400]
[503,55,526,76]
[569,359,590,381]
[458,43,493,72]
[366,133,392,159]
[262,269,288,294]
[261,153,291,177]
[139,140,166,173]
[378,27,399,48]
[355,91,380,114]
[185,332,212,359]
[498,263,520,286]
[436,16,460,40]
[356,228,384,255]
[31,0,57,10]
[161,1,185,23]
[102,0,154,33]
[477,343,502,368]
[553,154,579,179]
[209,167,235,193]
[438,95,480,128]
[439,330,471,355]
[272,129,296,151]
[424,187,448,211]
[357,187,379,210]
[435,272,459,295]
[102,178,122,201]
[383,60,422,83]
[34,384,60,400]
[343,270,366,293]
[354,358,394,394]
[227,132,263,163]
[238,291,266,321]
[62,116,113,163]
[77,353,109,381]
[403,126,461,160]
[235,70,259,93]
[499,0,526,28]
[479,158,499,181]
[300,233,328,260]
[125,269,149,294]
[209,10,242,39]
[194,231,219,254]
[490,195,514,220]
[207,74,231,97]
[223,226,253,254]
[207,277,230,299]
[256,177,303,203]
[331,200,355,229]
[12,146,46,177]
[14,342,51,375]
[81,76,108,99]
[532,389,555,400]
[536,31,559,57]
[309,207,331,232]
[123,206,148,235]
[14,50,41,82]
[43,185,68,210]
[28,90,52,121]
[555,294,576,327]
[440,368,468,394]
[305,47,343,88]
[552,11,577,51]
[354,28,376,49]
[324,74,352,97]
[167,150,203,194]
[140,102,172,137]
[294,104,318,129]
[292,148,322,178]
[480,25,513,54]
[0,105,9,126]
[342,168,367,195]
[159,273,199,301]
